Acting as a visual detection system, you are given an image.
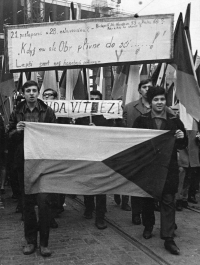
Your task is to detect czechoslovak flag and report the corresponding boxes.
[24,123,175,200]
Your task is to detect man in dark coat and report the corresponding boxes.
[121,79,152,215]
[8,80,56,257]
[133,86,187,255]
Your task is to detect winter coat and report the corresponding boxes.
[8,99,56,169]
[133,111,188,194]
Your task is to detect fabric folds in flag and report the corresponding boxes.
[173,13,200,122]
[24,123,175,200]
[0,57,15,97]
[111,65,129,100]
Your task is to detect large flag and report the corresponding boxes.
[173,13,200,122]
[184,3,192,51]
[24,123,175,200]
[196,64,200,88]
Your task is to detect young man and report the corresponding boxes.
[77,90,112,229]
[122,79,152,217]
[9,80,56,257]
[123,78,152,128]
[133,86,187,255]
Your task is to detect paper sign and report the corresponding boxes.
[44,100,122,119]
[5,14,174,72]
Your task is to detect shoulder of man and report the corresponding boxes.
[37,98,48,110]
[123,99,141,111]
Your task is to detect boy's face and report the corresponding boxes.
[43,89,55,100]
[138,82,152,99]
[90,94,100,100]
[151,95,166,113]
[23,86,39,104]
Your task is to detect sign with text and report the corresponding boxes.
[44,100,122,119]
[5,14,174,71]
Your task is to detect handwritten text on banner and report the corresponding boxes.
[5,14,174,71]
[44,100,122,119]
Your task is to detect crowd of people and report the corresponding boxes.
[0,79,200,257]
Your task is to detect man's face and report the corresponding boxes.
[90,94,100,100]
[23,86,39,103]
[151,95,166,113]
[43,90,55,100]
[139,82,152,99]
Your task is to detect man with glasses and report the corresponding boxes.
[8,80,56,257]
[42,88,58,100]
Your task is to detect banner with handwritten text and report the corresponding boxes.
[44,100,122,119]
[5,14,174,71]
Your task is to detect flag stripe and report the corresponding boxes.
[24,123,168,161]
[24,159,151,197]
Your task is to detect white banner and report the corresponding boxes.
[5,14,174,71]
[44,100,122,119]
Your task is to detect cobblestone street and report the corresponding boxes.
[1,187,200,265]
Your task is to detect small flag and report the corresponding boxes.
[111,65,129,100]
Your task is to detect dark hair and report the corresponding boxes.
[90,90,102,100]
[138,78,152,90]
[146,86,166,104]
[21,80,40,93]
[43,88,58,99]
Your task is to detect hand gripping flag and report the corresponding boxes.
[24,123,176,200]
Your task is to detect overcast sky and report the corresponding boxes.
[75,0,200,53]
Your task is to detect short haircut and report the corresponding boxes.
[138,78,152,90]
[90,90,102,100]
[43,88,58,99]
[146,86,166,104]
[22,80,40,93]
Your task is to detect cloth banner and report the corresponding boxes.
[44,100,122,119]
[24,123,175,200]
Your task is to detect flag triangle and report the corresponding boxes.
[102,131,175,199]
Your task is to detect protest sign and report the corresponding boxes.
[44,99,122,119]
[4,14,174,72]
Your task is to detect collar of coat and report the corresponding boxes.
[16,98,48,114]
[133,98,151,113]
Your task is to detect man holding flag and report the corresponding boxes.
[133,86,187,255]
[8,80,56,257]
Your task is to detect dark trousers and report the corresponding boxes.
[18,169,51,247]
[131,197,155,227]
[114,195,129,205]
[188,167,200,198]
[131,194,175,239]
[84,195,106,219]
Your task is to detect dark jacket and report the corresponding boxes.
[8,99,56,169]
[133,111,188,194]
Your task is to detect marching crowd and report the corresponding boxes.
[0,79,200,257]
